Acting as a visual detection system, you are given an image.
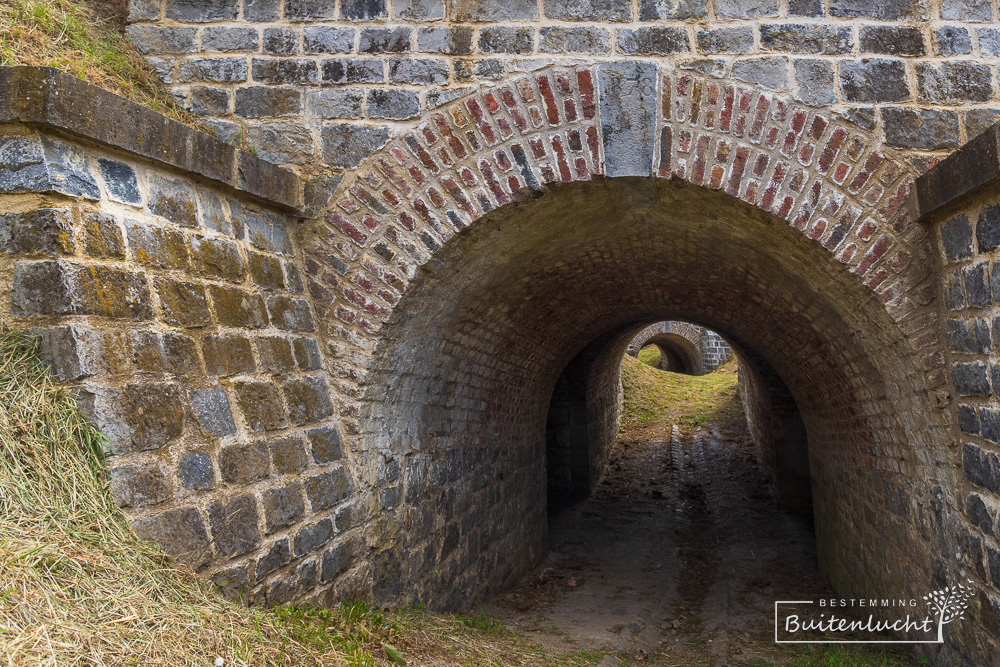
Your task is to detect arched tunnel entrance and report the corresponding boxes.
[639,333,702,374]
[349,176,950,612]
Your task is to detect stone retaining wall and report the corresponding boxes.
[0,67,360,607]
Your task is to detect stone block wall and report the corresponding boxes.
[128,0,1000,200]
[918,125,1000,654]
[0,67,362,608]
[700,328,731,370]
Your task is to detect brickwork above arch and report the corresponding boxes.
[300,62,943,422]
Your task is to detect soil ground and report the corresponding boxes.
[479,370,917,666]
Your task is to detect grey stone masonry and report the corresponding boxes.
[125,0,1000,183]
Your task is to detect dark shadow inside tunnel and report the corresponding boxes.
[356,177,948,611]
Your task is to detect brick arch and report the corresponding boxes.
[641,333,703,374]
[627,321,708,374]
[297,63,954,612]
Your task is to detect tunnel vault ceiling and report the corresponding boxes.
[297,64,959,626]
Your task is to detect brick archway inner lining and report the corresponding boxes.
[340,177,949,609]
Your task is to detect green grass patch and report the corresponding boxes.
[620,354,741,430]
[637,345,661,367]
[743,642,925,667]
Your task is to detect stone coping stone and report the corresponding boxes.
[0,66,300,212]
[917,120,1000,220]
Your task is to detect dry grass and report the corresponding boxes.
[619,354,742,431]
[0,0,207,130]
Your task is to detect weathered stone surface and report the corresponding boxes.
[941,214,975,261]
[201,27,259,52]
[232,380,288,431]
[388,59,449,86]
[209,285,267,328]
[537,27,608,54]
[148,174,198,227]
[256,537,291,579]
[696,28,754,54]
[308,426,343,464]
[917,62,992,103]
[788,0,822,15]
[598,61,656,178]
[859,26,925,56]
[546,0,630,20]
[257,336,296,373]
[942,0,992,20]
[979,205,1000,252]
[321,124,390,169]
[12,261,153,320]
[247,122,314,166]
[202,335,256,376]
[283,376,334,425]
[394,0,443,19]
[252,59,317,85]
[947,318,991,354]
[304,27,354,54]
[248,251,285,289]
[956,362,991,396]
[979,29,1000,56]
[359,28,410,54]
[129,0,160,21]
[839,59,909,102]
[189,386,238,436]
[793,59,836,106]
[830,0,920,19]
[191,87,230,117]
[450,0,536,21]
[714,0,778,18]
[30,325,105,381]
[235,87,301,118]
[263,28,299,55]
[638,0,707,19]
[966,110,1000,140]
[241,208,292,255]
[967,493,995,536]
[417,27,473,55]
[935,26,972,55]
[293,518,334,557]
[191,235,245,282]
[760,24,851,54]
[131,507,210,565]
[883,108,959,150]
[178,58,247,83]
[0,134,100,199]
[340,0,386,19]
[731,57,787,89]
[617,28,689,55]
[155,278,210,328]
[271,437,310,474]
[178,452,216,490]
[305,467,353,510]
[478,27,532,55]
[110,464,170,508]
[126,221,191,271]
[320,542,348,582]
[285,0,337,19]
[165,0,236,21]
[366,90,420,120]
[244,0,279,21]
[267,296,314,331]
[208,495,262,558]
[126,26,197,54]
[321,58,384,84]
[263,482,305,533]
[292,337,322,370]
[219,441,271,486]
[0,208,74,256]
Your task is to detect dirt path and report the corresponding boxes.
[481,416,834,666]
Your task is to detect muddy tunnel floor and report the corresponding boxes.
[480,414,907,666]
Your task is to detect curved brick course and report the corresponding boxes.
[626,320,732,374]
